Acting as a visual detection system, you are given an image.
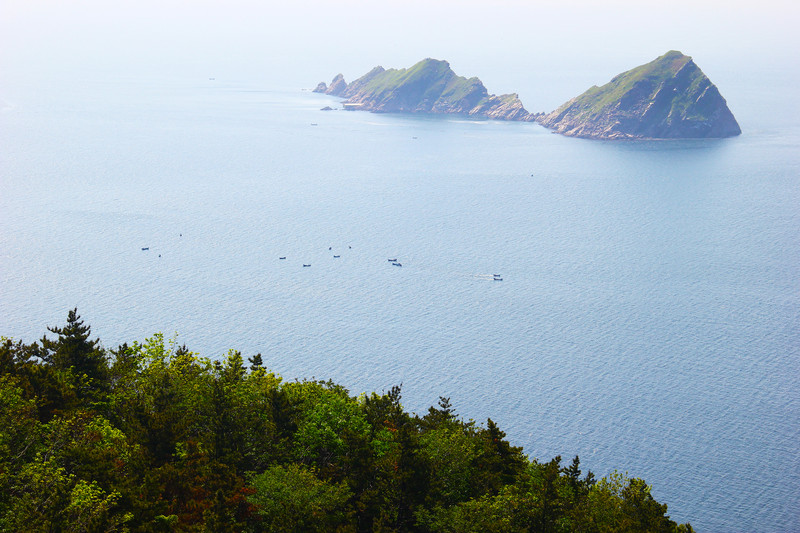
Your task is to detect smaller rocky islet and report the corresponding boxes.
[314,51,740,140]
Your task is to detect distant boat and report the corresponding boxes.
[392,262,402,267]
[209,77,215,80]
[141,247,149,251]
[311,123,318,126]
[303,264,311,267]
[333,255,340,258]
[493,277,503,281]
[388,258,397,262]
[279,257,286,260]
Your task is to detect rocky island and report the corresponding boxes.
[314,52,740,140]
[536,51,741,139]
[313,58,533,121]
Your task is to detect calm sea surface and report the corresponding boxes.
[1,78,798,532]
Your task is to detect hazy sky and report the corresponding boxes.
[2,0,798,111]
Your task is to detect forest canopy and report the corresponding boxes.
[0,309,694,532]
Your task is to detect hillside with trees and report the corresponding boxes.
[1,310,694,532]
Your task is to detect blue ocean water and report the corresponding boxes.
[1,78,798,532]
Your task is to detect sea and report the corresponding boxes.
[1,76,798,532]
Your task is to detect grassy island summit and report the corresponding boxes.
[314,58,532,121]
[536,51,741,139]
[315,52,740,140]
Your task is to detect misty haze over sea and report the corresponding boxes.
[1,1,798,531]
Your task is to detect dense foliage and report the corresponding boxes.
[1,310,694,532]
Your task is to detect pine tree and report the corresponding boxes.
[248,353,263,373]
[40,308,108,397]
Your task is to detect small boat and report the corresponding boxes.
[388,258,397,262]
[333,255,340,258]
[279,257,286,260]
[392,262,402,267]
[303,264,311,267]
[493,277,503,281]
[311,123,318,126]
[141,247,149,251]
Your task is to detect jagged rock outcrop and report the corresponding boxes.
[470,93,530,121]
[312,73,348,96]
[326,74,348,96]
[536,51,741,139]
[314,59,533,121]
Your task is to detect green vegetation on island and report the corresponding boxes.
[314,58,531,121]
[314,52,741,139]
[536,51,741,139]
[1,310,695,532]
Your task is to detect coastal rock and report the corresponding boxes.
[313,73,348,96]
[316,59,533,121]
[537,51,741,139]
[470,93,532,121]
[325,74,348,96]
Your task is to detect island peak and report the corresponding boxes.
[536,51,741,139]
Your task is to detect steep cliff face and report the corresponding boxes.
[470,93,531,121]
[312,73,348,96]
[536,51,741,139]
[314,59,533,121]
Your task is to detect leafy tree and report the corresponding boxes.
[1,337,77,422]
[286,380,371,478]
[420,425,480,507]
[0,375,44,528]
[2,440,130,532]
[248,463,353,532]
